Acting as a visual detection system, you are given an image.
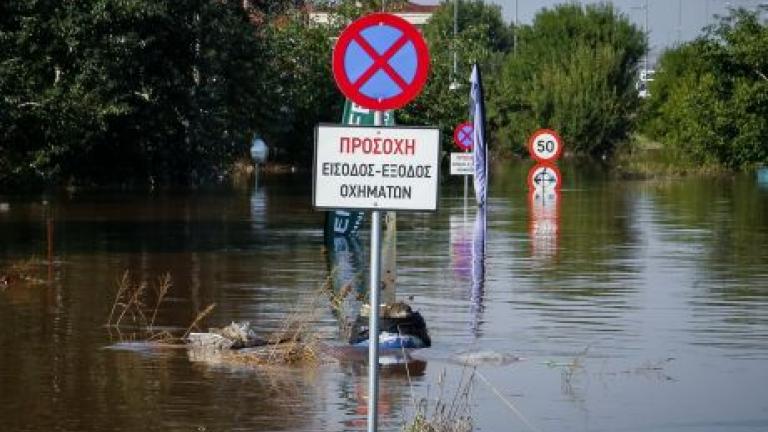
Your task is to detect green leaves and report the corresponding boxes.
[255,12,341,163]
[398,0,512,153]
[494,4,645,158]
[1,0,266,186]
[644,8,768,169]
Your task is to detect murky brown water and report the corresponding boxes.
[2,163,768,432]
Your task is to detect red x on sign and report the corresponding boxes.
[453,122,474,151]
[332,13,430,111]
[351,32,410,92]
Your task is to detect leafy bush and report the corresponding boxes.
[643,7,768,169]
[398,0,513,153]
[0,0,267,187]
[492,4,645,158]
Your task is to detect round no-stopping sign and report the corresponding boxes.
[332,13,430,111]
[453,122,473,151]
[528,129,563,162]
[527,163,562,191]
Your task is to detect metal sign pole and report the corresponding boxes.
[367,110,384,432]
[463,152,469,210]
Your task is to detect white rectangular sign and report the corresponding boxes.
[313,125,440,211]
[450,152,474,176]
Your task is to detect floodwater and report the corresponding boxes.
[1,162,768,432]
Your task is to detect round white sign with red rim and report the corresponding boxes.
[332,13,430,111]
[527,128,564,163]
[527,163,562,191]
[453,122,473,151]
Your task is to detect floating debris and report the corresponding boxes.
[453,350,523,366]
[210,321,267,349]
[350,301,431,349]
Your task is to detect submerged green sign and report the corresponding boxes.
[324,100,394,237]
[341,100,395,126]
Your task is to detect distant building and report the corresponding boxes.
[308,2,438,27]
[636,69,655,98]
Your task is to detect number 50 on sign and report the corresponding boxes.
[528,129,563,163]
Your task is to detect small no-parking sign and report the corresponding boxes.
[453,122,474,151]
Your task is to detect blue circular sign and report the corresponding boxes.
[333,13,430,110]
[454,122,474,151]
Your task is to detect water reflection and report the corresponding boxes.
[249,173,267,232]
[470,206,486,337]
[449,214,472,283]
[324,222,366,339]
[448,204,487,337]
[2,167,768,431]
[336,356,427,431]
[643,177,768,358]
[528,189,560,262]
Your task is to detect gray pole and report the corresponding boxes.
[644,0,649,78]
[454,0,467,207]
[514,0,518,55]
[705,0,710,26]
[677,0,683,43]
[367,111,384,432]
[453,0,458,78]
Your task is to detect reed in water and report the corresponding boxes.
[106,270,215,344]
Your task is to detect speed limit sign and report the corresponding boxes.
[528,129,563,162]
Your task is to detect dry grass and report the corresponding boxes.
[319,267,364,342]
[229,293,328,367]
[182,303,217,340]
[106,271,215,345]
[614,135,731,179]
[188,283,335,368]
[1,258,47,288]
[403,369,475,432]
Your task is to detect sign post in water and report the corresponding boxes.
[528,128,564,163]
[527,128,564,195]
[325,12,432,432]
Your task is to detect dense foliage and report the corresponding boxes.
[642,8,768,169]
[492,4,645,158]
[10,1,760,189]
[256,12,341,164]
[0,0,277,188]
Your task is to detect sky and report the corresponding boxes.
[411,0,768,62]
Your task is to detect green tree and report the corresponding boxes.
[255,11,342,164]
[493,4,645,158]
[398,0,513,153]
[1,0,266,187]
[643,7,768,169]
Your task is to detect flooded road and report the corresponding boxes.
[2,163,768,432]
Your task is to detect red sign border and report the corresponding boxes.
[527,162,562,192]
[528,188,561,259]
[332,13,430,111]
[453,121,474,151]
[527,128,564,162]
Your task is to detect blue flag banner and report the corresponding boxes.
[469,64,488,207]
